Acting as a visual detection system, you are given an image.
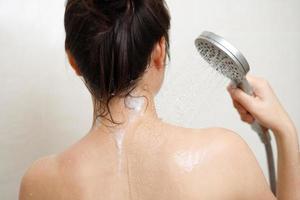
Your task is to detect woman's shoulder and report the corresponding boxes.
[19,139,104,200]
[19,155,60,200]
[161,124,256,175]
[162,123,274,199]
[19,150,89,200]
[162,123,247,151]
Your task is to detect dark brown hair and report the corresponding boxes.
[64,0,170,126]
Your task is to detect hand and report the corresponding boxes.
[227,75,295,136]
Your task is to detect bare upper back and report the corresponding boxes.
[19,122,275,200]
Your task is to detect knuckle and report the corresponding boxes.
[239,109,247,114]
[240,116,246,122]
[233,102,239,109]
[243,117,251,123]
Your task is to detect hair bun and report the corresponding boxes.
[83,0,140,24]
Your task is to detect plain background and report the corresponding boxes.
[0,0,299,199]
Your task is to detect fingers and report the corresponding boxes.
[227,85,256,113]
[227,75,281,128]
[232,100,255,124]
[227,82,257,124]
[245,75,270,98]
[245,74,263,86]
[240,113,255,124]
[232,100,247,114]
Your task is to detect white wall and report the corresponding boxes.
[0,0,299,199]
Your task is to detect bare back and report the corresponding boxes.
[19,119,274,200]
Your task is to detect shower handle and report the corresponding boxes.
[233,78,277,195]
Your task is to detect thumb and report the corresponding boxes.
[228,87,256,113]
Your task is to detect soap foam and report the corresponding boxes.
[125,96,145,113]
[125,96,145,123]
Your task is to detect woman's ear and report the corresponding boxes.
[151,37,166,71]
[66,50,81,76]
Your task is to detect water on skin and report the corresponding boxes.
[112,96,145,174]
[113,129,126,173]
[174,149,207,172]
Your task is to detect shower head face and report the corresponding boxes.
[195,31,250,83]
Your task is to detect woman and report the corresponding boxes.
[19,0,300,199]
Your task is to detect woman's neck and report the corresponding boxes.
[91,84,160,133]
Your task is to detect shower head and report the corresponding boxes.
[195,31,250,83]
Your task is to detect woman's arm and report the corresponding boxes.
[273,123,300,199]
[228,75,300,200]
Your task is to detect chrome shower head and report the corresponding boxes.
[195,31,250,83]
